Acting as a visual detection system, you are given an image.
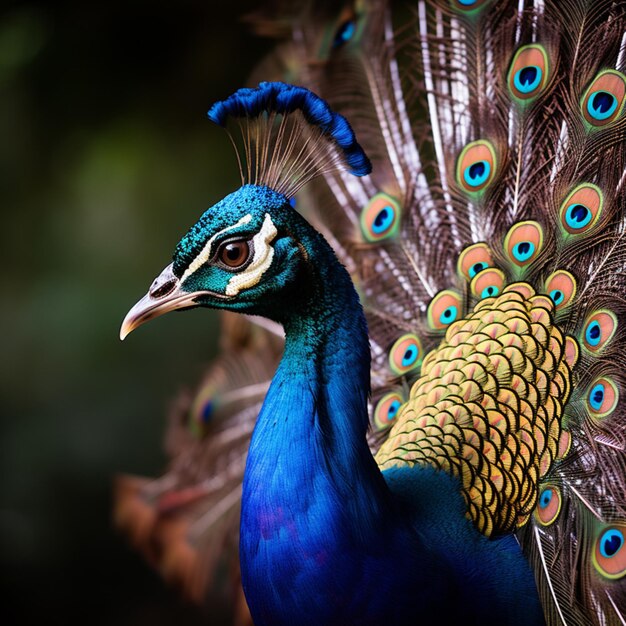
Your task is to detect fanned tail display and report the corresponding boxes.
[118,1,626,624]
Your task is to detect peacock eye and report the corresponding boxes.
[333,19,356,48]
[534,485,561,526]
[217,240,252,269]
[593,525,626,579]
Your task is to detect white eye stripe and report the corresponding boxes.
[226,214,277,296]
[180,214,252,284]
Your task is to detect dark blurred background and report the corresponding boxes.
[0,1,268,624]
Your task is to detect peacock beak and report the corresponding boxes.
[120,264,200,340]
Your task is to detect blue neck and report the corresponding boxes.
[239,229,412,623]
[245,261,392,523]
[276,256,380,499]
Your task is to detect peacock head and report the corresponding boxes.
[120,185,309,338]
[120,82,370,339]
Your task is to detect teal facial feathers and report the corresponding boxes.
[172,185,304,313]
[121,82,371,337]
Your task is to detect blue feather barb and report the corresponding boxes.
[207,81,372,178]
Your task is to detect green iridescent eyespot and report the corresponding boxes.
[470,268,505,300]
[507,45,550,103]
[316,6,364,61]
[593,525,626,579]
[544,271,576,310]
[457,242,494,281]
[360,193,402,242]
[581,69,626,128]
[503,221,543,269]
[581,310,617,353]
[534,485,561,526]
[389,334,423,376]
[456,140,497,196]
[374,392,405,430]
[427,290,463,330]
[450,0,492,14]
[587,377,618,418]
[559,183,603,237]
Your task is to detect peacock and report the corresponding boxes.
[117,0,626,624]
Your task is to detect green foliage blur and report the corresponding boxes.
[0,1,268,623]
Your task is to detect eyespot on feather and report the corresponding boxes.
[374,392,404,430]
[581,70,626,127]
[427,290,463,330]
[544,271,576,310]
[581,310,617,353]
[324,6,361,54]
[587,377,618,418]
[507,45,549,102]
[470,268,505,299]
[388,334,423,376]
[593,525,626,579]
[457,243,494,280]
[360,193,401,242]
[503,221,543,267]
[189,385,218,439]
[534,485,561,526]
[559,184,603,236]
[456,140,497,195]
[334,20,355,47]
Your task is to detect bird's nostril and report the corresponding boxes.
[150,279,177,299]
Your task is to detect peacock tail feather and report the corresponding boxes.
[117,1,626,624]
